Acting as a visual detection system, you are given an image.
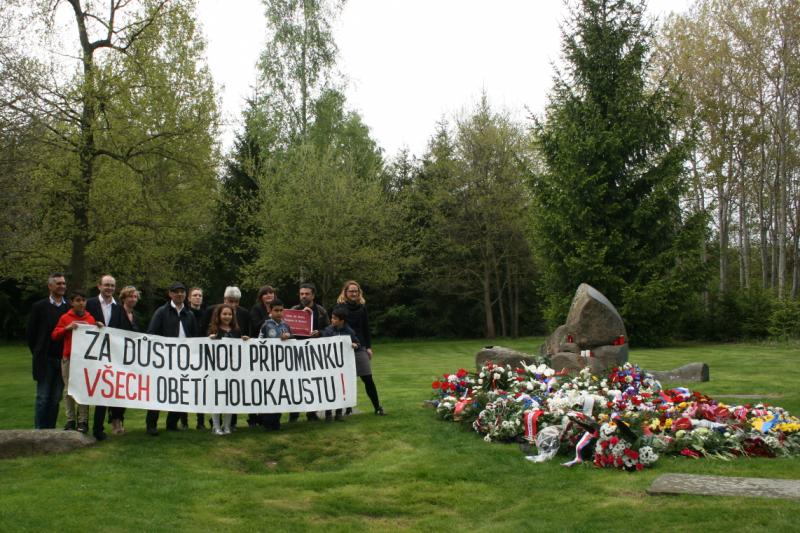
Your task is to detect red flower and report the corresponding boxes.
[680,448,700,459]
[456,368,468,378]
[609,436,619,446]
[672,418,692,431]
[636,463,644,471]
[432,381,440,389]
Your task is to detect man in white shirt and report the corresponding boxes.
[86,274,117,325]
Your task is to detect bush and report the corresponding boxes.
[768,299,800,340]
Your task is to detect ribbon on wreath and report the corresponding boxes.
[523,409,544,441]
[562,429,598,467]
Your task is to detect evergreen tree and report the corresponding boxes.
[532,0,708,344]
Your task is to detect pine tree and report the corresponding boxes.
[532,0,708,344]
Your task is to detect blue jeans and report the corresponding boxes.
[35,357,64,428]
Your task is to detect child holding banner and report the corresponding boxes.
[51,289,98,434]
[258,299,292,340]
[321,305,360,422]
[208,304,248,435]
[258,299,291,430]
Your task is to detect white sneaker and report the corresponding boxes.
[213,428,224,436]
[222,427,231,435]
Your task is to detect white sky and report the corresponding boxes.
[196,0,693,160]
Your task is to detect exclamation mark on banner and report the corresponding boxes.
[340,373,346,400]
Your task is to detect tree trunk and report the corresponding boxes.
[483,265,495,339]
[738,160,750,290]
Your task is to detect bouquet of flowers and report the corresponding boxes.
[429,359,800,471]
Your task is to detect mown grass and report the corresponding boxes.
[1,339,798,532]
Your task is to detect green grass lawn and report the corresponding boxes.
[1,338,798,532]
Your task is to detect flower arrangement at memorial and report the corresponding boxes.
[430,361,800,471]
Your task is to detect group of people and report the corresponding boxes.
[26,273,385,441]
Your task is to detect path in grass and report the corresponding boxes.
[1,339,798,531]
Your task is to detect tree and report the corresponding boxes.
[246,90,399,301]
[413,96,535,338]
[257,0,344,143]
[532,0,708,344]
[0,0,219,290]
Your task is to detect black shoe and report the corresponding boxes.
[345,407,353,416]
[288,413,299,423]
[146,426,159,436]
[307,412,320,422]
[64,420,77,431]
[375,407,386,416]
[93,431,107,441]
[325,413,333,422]
[77,422,89,433]
[166,425,179,431]
[196,421,207,430]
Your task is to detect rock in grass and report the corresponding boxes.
[565,283,626,348]
[0,429,96,459]
[648,363,709,383]
[475,346,537,370]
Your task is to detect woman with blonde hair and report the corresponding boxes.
[94,285,141,437]
[336,280,384,416]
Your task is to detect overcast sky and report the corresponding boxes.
[196,0,692,159]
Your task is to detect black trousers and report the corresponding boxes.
[92,406,126,435]
[146,410,181,429]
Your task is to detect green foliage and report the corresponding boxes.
[768,299,800,340]
[245,90,401,302]
[0,0,219,290]
[532,0,708,344]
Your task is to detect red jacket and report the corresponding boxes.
[51,309,97,359]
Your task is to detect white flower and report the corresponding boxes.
[484,435,492,442]
[507,371,514,379]
[493,373,501,380]
[478,379,484,385]
[544,368,555,377]
[479,372,485,378]
[526,382,534,391]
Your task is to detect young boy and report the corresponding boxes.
[259,298,292,340]
[51,289,98,434]
[321,305,360,422]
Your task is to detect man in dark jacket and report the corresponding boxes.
[86,274,117,326]
[145,282,198,435]
[27,273,69,429]
[288,282,330,422]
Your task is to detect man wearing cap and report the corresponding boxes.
[144,282,199,435]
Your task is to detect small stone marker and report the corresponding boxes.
[648,474,800,500]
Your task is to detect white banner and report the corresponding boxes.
[68,325,357,413]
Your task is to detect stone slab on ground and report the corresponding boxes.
[648,474,800,500]
[715,394,783,399]
[648,362,709,383]
[475,346,537,370]
[0,429,96,459]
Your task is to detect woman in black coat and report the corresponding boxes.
[92,285,140,439]
[336,280,384,416]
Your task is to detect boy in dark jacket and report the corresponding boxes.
[321,305,359,422]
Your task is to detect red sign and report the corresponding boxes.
[283,309,313,337]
